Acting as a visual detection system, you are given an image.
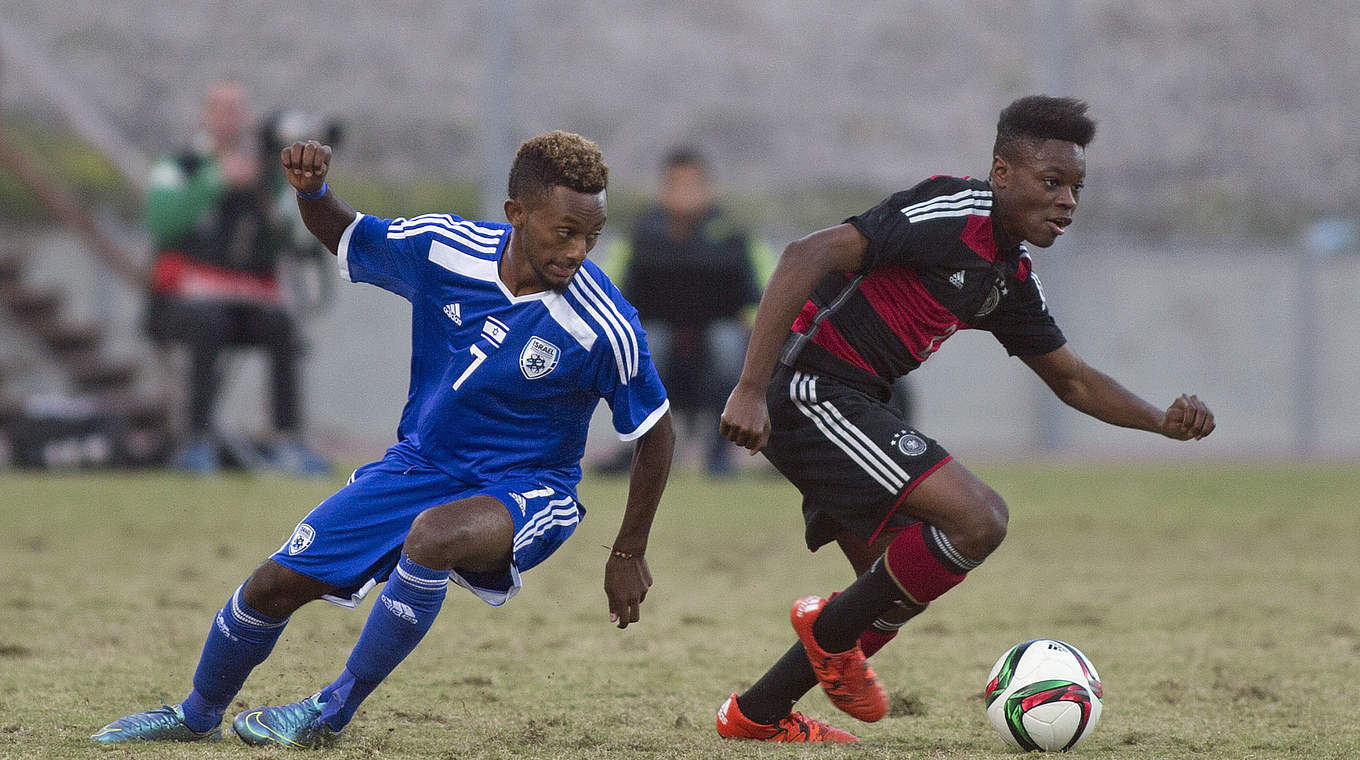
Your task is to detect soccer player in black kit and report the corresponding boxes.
[714,96,1215,742]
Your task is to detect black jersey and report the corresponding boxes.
[622,206,760,325]
[787,175,1066,396]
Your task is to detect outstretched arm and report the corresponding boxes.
[719,223,869,453]
[604,410,675,629]
[1021,345,1215,440]
[279,140,357,255]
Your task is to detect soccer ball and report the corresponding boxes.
[984,639,1103,752]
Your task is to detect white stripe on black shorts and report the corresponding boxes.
[762,364,952,551]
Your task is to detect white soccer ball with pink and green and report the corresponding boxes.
[984,639,1103,752]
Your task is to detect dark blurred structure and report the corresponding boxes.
[0,109,168,469]
[143,81,332,475]
[602,147,770,476]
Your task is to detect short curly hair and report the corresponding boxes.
[507,130,609,205]
[993,95,1096,161]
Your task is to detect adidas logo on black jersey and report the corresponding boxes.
[949,270,966,289]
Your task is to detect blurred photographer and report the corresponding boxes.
[602,146,771,477]
[144,80,336,475]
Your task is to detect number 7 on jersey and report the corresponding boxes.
[452,345,488,390]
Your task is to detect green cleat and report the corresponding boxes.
[90,702,221,743]
[233,693,340,749]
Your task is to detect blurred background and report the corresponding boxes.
[0,0,1356,471]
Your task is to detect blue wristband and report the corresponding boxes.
[296,182,328,201]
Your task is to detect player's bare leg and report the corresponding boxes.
[894,459,1007,563]
[402,494,516,572]
[241,560,340,618]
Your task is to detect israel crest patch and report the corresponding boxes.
[519,336,560,380]
[287,523,316,555]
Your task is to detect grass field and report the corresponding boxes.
[1,462,1357,759]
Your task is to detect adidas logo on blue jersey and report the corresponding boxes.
[443,303,462,325]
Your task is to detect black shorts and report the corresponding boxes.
[763,364,952,551]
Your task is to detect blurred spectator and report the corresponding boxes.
[143,81,328,475]
[603,147,771,476]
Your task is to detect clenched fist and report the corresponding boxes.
[280,140,332,196]
[1161,393,1215,440]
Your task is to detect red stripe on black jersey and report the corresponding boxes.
[784,176,1065,387]
[792,272,935,385]
[857,268,967,362]
[808,318,874,375]
[960,214,999,261]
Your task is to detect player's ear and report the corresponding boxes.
[504,197,524,226]
[990,155,1010,188]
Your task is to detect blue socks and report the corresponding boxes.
[178,554,450,734]
[318,553,450,730]
[180,587,288,733]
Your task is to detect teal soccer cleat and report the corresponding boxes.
[233,693,340,748]
[90,702,222,743]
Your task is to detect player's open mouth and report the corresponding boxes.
[1047,217,1070,236]
[548,263,578,278]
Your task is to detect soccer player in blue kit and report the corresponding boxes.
[93,131,675,747]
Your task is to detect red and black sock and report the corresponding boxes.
[858,599,925,656]
[811,523,977,653]
[737,523,979,725]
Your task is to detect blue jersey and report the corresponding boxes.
[337,211,669,486]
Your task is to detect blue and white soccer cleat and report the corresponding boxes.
[90,702,222,743]
[232,693,340,748]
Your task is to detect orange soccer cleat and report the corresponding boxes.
[791,595,889,722]
[715,694,858,743]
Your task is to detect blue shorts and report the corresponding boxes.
[270,448,583,608]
